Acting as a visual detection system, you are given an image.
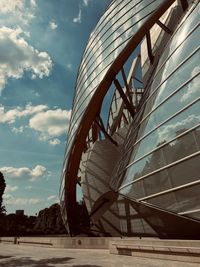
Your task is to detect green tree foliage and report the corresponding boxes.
[0,171,6,214]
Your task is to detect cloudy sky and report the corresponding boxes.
[0,0,110,215]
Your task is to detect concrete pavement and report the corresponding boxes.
[0,243,199,267]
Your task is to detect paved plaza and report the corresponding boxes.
[0,243,199,267]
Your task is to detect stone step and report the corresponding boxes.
[109,238,200,263]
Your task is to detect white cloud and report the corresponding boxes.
[49,138,61,146]
[0,104,48,124]
[0,27,52,92]
[5,185,18,193]
[73,0,92,24]
[0,0,24,13]
[3,194,13,200]
[5,195,41,205]
[30,165,48,181]
[47,195,57,201]
[73,9,82,23]
[0,165,49,182]
[47,195,59,203]
[181,66,200,102]
[0,0,37,26]
[25,185,33,190]
[83,0,88,6]
[82,0,92,6]
[30,0,37,8]
[12,126,24,134]
[67,63,72,70]
[0,104,70,146]
[29,108,71,138]
[49,21,58,30]
[158,114,200,141]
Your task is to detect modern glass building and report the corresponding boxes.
[60,0,200,238]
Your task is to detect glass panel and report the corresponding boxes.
[121,126,200,188]
[163,131,198,165]
[122,146,165,186]
[140,57,200,138]
[75,0,162,105]
[143,169,171,196]
[121,150,200,200]
[81,0,132,64]
[194,126,200,149]
[169,153,200,187]
[153,54,200,109]
[187,211,200,220]
[147,192,180,213]
[175,184,200,212]
[77,0,159,87]
[126,79,200,166]
[154,5,200,77]
[156,100,200,147]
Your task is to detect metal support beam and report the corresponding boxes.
[179,0,188,11]
[89,198,109,218]
[114,79,135,118]
[121,112,129,125]
[134,76,143,85]
[146,31,154,64]
[156,20,172,35]
[91,122,99,143]
[76,176,81,186]
[121,67,134,105]
[95,116,118,146]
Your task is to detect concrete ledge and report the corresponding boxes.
[109,238,200,263]
[51,237,119,249]
[0,236,120,249]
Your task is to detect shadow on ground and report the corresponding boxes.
[72,265,102,267]
[0,256,13,260]
[0,256,74,267]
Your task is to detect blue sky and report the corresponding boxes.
[0,0,110,215]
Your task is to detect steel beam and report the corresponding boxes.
[146,31,154,64]
[114,79,135,118]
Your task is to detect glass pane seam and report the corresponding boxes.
[121,95,200,170]
[179,208,200,215]
[75,8,156,98]
[121,122,200,172]
[81,0,144,67]
[138,179,200,201]
[118,150,200,191]
[77,0,158,84]
[120,46,200,159]
[138,21,200,117]
[120,70,200,162]
[143,11,200,96]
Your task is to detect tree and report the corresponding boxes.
[0,171,6,214]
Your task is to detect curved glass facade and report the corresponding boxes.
[60,0,167,234]
[118,3,200,218]
[61,0,200,237]
[64,0,164,166]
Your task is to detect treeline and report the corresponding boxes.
[0,201,92,236]
[0,171,92,237]
[0,203,66,236]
